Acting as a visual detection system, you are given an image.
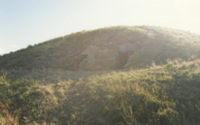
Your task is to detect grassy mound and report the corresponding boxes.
[1,59,200,124]
[1,26,200,70]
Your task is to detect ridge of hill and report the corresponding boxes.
[1,26,200,70]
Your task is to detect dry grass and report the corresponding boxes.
[0,102,17,125]
[1,59,200,124]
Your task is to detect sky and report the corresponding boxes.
[1,0,200,55]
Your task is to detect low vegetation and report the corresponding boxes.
[1,59,200,125]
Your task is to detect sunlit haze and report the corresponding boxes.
[1,0,200,55]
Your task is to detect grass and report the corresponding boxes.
[1,59,200,124]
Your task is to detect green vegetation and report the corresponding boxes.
[1,59,200,124]
[1,26,200,124]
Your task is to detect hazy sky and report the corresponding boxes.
[1,0,200,55]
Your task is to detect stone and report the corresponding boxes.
[102,49,108,53]
[148,30,157,35]
[116,42,139,69]
[108,41,113,45]
[81,45,95,64]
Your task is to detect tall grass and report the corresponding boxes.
[1,59,200,124]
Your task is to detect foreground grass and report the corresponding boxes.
[1,59,200,124]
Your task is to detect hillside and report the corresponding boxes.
[1,26,200,70]
[1,26,200,125]
[1,59,200,124]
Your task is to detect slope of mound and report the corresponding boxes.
[0,26,200,70]
[1,59,200,124]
